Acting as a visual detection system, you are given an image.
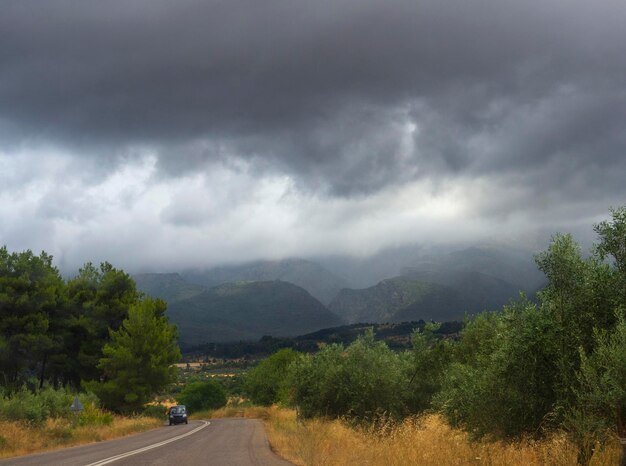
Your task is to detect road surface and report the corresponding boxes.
[0,419,294,466]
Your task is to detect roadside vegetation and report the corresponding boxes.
[0,387,161,459]
[0,251,180,412]
[238,206,626,466]
[208,405,620,466]
[0,250,181,457]
[0,414,161,459]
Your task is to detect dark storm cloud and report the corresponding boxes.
[1,0,626,203]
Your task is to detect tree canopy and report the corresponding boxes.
[0,248,181,413]
[177,380,227,412]
[83,298,180,412]
[244,348,300,406]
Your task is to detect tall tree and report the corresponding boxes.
[84,298,180,412]
[562,314,626,466]
[435,298,560,439]
[535,234,618,413]
[66,262,140,384]
[573,206,626,466]
[595,205,626,307]
[0,247,65,389]
[406,322,453,414]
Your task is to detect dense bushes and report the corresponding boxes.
[277,325,452,423]
[177,380,227,412]
[434,298,560,439]
[0,386,102,425]
[142,404,169,420]
[244,348,299,406]
[289,330,412,421]
[251,206,626,466]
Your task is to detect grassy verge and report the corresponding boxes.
[208,406,620,466]
[0,415,162,459]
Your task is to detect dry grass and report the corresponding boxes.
[0,416,162,459]
[217,406,620,466]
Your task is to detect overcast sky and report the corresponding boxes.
[1,0,625,273]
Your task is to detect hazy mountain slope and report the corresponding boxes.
[133,273,205,304]
[318,244,545,291]
[390,289,468,322]
[329,277,466,324]
[167,280,344,345]
[181,258,350,305]
[403,246,545,293]
[401,269,522,313]
[329,267,524,324]
[317,244,431,289]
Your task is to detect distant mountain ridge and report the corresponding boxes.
[329,276,466,324]
[319,244,545,291]
[400,269,521,312]
[166,280,343,345]
[401,246,545,294]
[132,246,546,344]
[328,246,543,324]
[133,273,204,303]
[181,258,350,305]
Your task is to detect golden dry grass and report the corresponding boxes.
[217,406,620,466]
[0,416,162,459]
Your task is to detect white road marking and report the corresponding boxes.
[84,421,210,466]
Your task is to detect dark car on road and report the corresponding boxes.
[168,405,188,425]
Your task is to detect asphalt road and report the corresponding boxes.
[0,419,294,466]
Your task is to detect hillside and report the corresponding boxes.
[167,280,344,345]
[186,320,465,357]
[401,246,545,294]
[133,273,205,304]
[399,269,522,314]
[181,258,350,305]
[329,277,466,323]
[318,244,545,291]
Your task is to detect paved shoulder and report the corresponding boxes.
[0,419,294,466]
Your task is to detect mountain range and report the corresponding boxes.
[181,258,349,305]
[134,245,546,345]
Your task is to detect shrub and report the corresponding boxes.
[0,387,70,424]
[434,299,560,439]
[244,349,299,406]
[142,404,169,420]
[289,330,411,422]
[177,381,227,412]
[77,403,114,426]
[0,387,101,425]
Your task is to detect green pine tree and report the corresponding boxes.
[84,298,181,412]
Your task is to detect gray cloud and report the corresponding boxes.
[1,0,626,270]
